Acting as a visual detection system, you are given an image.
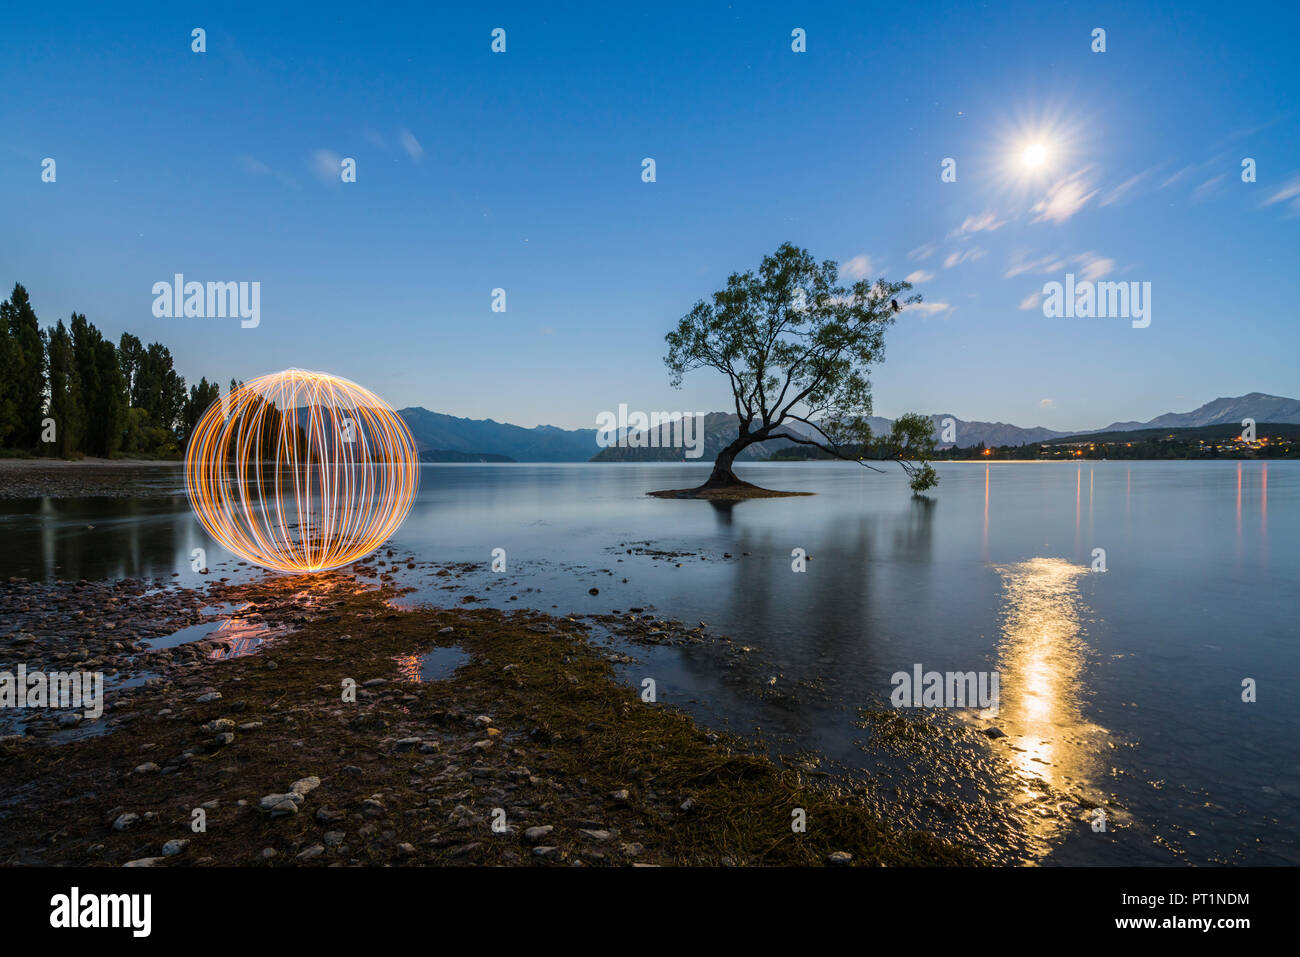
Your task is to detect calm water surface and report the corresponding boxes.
[1,460,1296,865]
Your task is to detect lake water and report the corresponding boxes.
[1,460,1296,865]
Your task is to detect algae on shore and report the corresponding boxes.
[0,573,977,867]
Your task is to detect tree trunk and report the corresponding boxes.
[701,433,757,488]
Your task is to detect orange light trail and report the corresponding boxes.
[185,369,419,573]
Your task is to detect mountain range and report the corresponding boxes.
[396,393,1300,462]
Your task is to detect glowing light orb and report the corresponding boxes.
[185,369,419,573]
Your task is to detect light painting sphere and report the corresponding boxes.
[185,369,420,573]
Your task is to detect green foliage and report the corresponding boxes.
[664,243,938,490]
[0,307,19,446]
[181,377,221,447]
[876,412,940,492]
[44,319,83,456]
[2,284,47,447]
[0,283,221,459]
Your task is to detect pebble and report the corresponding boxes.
[523,825,554,844]
[195,692,222,703]
[827,851,853,866]
[296,844,325,861]
[259,793,303,813]
[113,813,139,831]
[162,839,188,857]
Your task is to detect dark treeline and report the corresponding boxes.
[0,283,224,459]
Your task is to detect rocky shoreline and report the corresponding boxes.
[0,459,183,500]
[0,570,978,867]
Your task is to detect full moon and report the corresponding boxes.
[1021,142,1048,169]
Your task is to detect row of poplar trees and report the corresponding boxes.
[0,283,225,458]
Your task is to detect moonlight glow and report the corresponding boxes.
[185,369,419,573]
[1021,142,1049,169]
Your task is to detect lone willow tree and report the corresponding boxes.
[662,243,938,497]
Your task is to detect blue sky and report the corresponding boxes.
[3,0,1297,432]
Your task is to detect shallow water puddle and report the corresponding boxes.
[395,646,470,682]
[142,606,288,660]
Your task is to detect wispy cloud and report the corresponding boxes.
[841,254,873,279]
[310,148,343,182]
[1073,251,1116,281]
[1031,166,1099,224]
[904,269,933,283]
[1099,168,1156,207]
[239,155,271,176]
[908,242,937,262]
[399,128,424,161]
[948,210,1007,237]
[1018,291,1043,311]
[1039,398,1055,409]
[1003,252,1065,279]
[905,301,952,316]
[1263,175,1300,215]
[238,154,297,188]
[943,247,986,269]
[1160,165,1193,189]
[1191,173,1227,202]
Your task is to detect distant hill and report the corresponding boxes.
[417,448,515,463]
[398,408,598,462]
[1043,422,1300,445]
[399,394,1299,461]
[1087,393,1300,433]
[910,415,1067,449]
[589,413,800,462]
[589,412,1067,458]
[824,393,1299,450]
